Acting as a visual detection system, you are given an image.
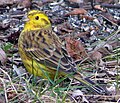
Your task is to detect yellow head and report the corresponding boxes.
[24,10,51,31]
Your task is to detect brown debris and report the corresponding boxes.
[0,48,7,65]
[94,0,115,4]
[7,31,20,44]
[101,4,120,9]
[32,0,54,7]
[90,50,102,61]
[7,90,17,100]
[17,0,32,8]
[0,20,10,30]
[0,0,31,7]
[65,37,88,61]
[0,93,5,103]
[94,5,107,12]
[65,8,87,16]
[74,31,90,38]
[68,0,84,4]
[100,12,118,25]
[57,23,74,35]
[80,15,95,21]
[0,0,14,6]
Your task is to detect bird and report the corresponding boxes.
[18,10,105,94]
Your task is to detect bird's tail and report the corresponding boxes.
[74,73,106,94]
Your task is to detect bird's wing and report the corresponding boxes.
[20,29,106,94]
[21,29,76,73]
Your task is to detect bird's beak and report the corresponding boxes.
[23,15,29,22]
[23,18,29,22]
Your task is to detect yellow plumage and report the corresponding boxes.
[18,10,105,94]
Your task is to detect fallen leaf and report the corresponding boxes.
[95,0,114,4]
[32,0,54,6]
[94,5,106,12]
[94,42,113,56]
[7,31,20,44]
[0,0,14,5]
[90,50,102,61]
[80,15,95,21]
[106,83,116,95]
[65,37,88,61]
[17,0,32,8]
[68,0,84,4]
[65,8,87,16]
[0,94,5,103]
[0,19,10,30]
[7,90,17,100]
[72,90,89,103]
[0,48,7,65]
[56,23,74,36]
[74,31,90,38]
[100,12,118,25]
[109,40,120,49]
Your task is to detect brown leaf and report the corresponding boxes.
[0,20,10,30]
[17,0,32,8]
[7,90,17,100]
[68,0,84,4]
[93,42,113,57]
[74,31,90,38]
[100,12,118,25]
[0,94,5,103]
[95,0,114,4]
[68,0,93,4]
[65,37,88,61]
[94,5,106,12]
[0,48,7,65]
[90,51,102,61]
[7,31,20,44]
[65,8,87,16]
[32,0,54,6]
[56,23,74,36]
[109,40,120,49]
[80,15,95,21]
[106,60,120,67]
[0,0,31,6]
[0,0,14,5]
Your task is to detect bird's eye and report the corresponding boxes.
[35,16,39,20]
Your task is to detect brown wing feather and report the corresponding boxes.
[21,28,77,73]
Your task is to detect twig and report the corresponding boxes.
[101,4,120,9]
[0,77,8,103]
[0,67,18,94]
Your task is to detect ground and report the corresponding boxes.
[0,0,120,103]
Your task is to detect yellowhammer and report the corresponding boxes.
[18,10,105,94]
